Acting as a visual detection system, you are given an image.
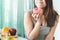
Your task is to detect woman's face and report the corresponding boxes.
[35,0,46,9]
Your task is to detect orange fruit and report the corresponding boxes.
[2,26,9,33]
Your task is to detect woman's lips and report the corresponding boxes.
[39,2,43,4]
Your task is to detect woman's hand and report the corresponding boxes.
[32,13,40,21]
[45,34,53,40]
[32,13,42,26]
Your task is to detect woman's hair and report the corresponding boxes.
[34,0,59,27]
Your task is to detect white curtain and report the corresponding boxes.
[2,0,18,29]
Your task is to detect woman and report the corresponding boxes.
[24,0,59,40]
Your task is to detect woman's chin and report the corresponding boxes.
[37,6,44,9]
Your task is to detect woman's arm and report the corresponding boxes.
[24,11,41,40]
[45,15,59,40]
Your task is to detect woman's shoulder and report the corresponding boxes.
[24,10,33,20]
[56,15,60,24]
[58,15,60,21]
[24,10,33,17]
[53,10,59,20]
[25,9,33,14]
[55,14,60,23]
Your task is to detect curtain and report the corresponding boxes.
[0,0,33,38]
[0,0,2,28]
[2,0,18,28]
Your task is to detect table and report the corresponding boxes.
[0,36,28,40]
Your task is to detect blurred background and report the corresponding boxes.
[0,0,60,40]
[0,0,34,38]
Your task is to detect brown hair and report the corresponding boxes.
[34,0,59,27]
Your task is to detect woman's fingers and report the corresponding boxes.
[32,13,40,21]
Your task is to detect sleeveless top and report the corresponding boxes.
[33,19,50,40]
[32,9,50,40]
[25,10,51,40]
[35,26,50,40]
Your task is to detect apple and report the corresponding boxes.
[9,28,16,36]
